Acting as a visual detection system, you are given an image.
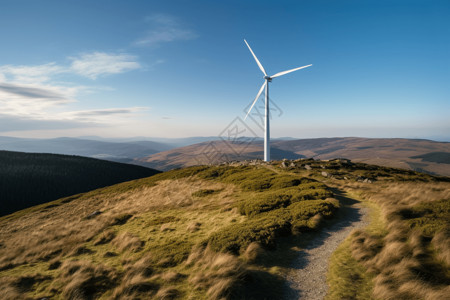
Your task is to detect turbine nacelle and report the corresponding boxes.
[264,75,272,82]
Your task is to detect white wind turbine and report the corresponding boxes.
[244,39,312,162]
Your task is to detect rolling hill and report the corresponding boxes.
[0,150,160,216]
[0,160,448,299]
[0,136,172,164]
[138,137,450,176]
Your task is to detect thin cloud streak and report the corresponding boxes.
[69,52,141,79]
[0,63,65,84]
[0,82,68,99]
[63,107,149,118]
[135,13,197,46]
[0,113,99,132]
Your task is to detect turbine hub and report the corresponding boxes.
[264,75,272,82]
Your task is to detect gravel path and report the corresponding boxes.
[284,190,370,300]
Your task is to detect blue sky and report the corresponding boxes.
[0,0,449,140]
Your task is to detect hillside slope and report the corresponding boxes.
[138,137,450,176]
[0,160,448,299]
[0,150,160,216]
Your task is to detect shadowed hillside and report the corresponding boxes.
[0,150,160,216]
[138,137,450,176]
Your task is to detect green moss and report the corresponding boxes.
[209,199,339,254]
[239,185,333,217]
[239,192,292,216]
[207,214,291,254]
[326,236,375,300]
[149,240,193,266]
[404,199,450,236]
[147,216,180,226]
[288,199,339,220]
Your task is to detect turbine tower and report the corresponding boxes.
[244,39,312,162]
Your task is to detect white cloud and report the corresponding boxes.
[70,52,141,80]
[0,52,146,132]
[0,63,65,84]
[0,82,77,118]
[135,13,197,46]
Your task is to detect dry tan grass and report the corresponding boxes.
[0,173,243,299]
[185,246,248,300]
[56,260,118,300]
[111,255,159,299]
[242,242,264,263]
[111,232,144,253]
[0,178,234,270]
[345,181,450,300]
[432,229,450,266]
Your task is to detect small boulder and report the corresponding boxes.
[321,171,329,177]
[86,210,101,219]
[304,164,312,170]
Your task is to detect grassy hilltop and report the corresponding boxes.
[0,159,448,299]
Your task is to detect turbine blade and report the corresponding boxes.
[244,39,267,76]
[245,81,266,120]
[270,64,312,78]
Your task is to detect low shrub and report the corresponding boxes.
[404,199,450,237]
[239,186,333,217]
[207,215,291,254]
[209,199,339,254]
[239,192,292,216]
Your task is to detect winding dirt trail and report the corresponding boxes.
[283,189,370,300]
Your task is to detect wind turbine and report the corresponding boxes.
[244,39,312,162]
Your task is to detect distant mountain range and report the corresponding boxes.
[2,136,449,176]
[0,136,172,164]
[138,137,450,176]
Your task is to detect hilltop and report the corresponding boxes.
[0,159,448,299]
[138,137,450,176]
[0,150,160,216]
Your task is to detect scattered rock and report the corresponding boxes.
[86,210,101,219]
[289,162,296,168]
[281,161,288,168]
[304,165,312,170]
[321,171,329,177]
[356,176,374,183]
[335,158,352,165]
